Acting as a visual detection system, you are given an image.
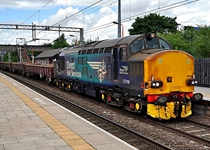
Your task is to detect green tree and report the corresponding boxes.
[52,33,69,49]
[160,25,210,58]
[3,51,18,62]
[128,13,179,35]
[191,25,210,58]
[159,31,190,51]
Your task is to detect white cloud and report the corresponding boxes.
[0,0,209,45]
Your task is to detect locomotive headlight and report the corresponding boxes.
[192,93,203,102]
[149,80,163,88]
[186,79,198,86]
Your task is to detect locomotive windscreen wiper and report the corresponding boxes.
[140,49,163,54]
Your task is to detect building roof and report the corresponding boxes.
[35,48,61,59]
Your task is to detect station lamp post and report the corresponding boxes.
[69,35,78,45]
[113,21,124,38]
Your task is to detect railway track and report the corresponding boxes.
[3,70,210,149]
[2,71,172,150]
[165,119,210,143]
[139,117,210,147]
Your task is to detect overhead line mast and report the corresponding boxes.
[118,0,121,38]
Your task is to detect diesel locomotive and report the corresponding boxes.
[53,33,203,120]
[0,33,203,120]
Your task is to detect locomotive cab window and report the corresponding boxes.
[159,39,172,49]
[145,35,158,49]
[131,38,144,53]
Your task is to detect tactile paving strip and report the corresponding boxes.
[0,76,95,150]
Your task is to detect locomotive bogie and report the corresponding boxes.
[123,98,145,113]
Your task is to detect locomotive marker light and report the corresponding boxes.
[167,76,172,82]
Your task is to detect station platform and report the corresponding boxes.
[195,86,210,101]
[0,73,137,150]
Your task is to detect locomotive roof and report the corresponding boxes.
[117,34,144,45]
[35,48,62,59]
[58,47,70,56]
[60,34,152,56]
[93,34,144,48]
[93,38,121,48]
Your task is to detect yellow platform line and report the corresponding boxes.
[0,76,95,150]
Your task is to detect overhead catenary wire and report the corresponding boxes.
[5,0,199,44]
[58,0,118,26]
[34,0,198,43]
[59,2,117,26]
[76,0,199,36]
[5,0,53,44]
[53,0,103,26]
[33,0,115,40]
[42,0,199,42]
[22,0,53,24]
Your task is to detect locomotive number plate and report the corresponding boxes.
[170,86,180,91]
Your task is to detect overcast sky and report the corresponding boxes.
[0,0,209,45]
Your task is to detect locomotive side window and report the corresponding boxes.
[159,39,172,49]
[104,47,112,53]
[93,49,99,54]
[81,50,86,54]
[99,48,104,53]
[87,49,92,54]
[119,47,126,61]
[131,39,144,53]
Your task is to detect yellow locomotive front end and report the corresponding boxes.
[144,50,202,120]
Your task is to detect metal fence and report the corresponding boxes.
[195,58,210,87]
